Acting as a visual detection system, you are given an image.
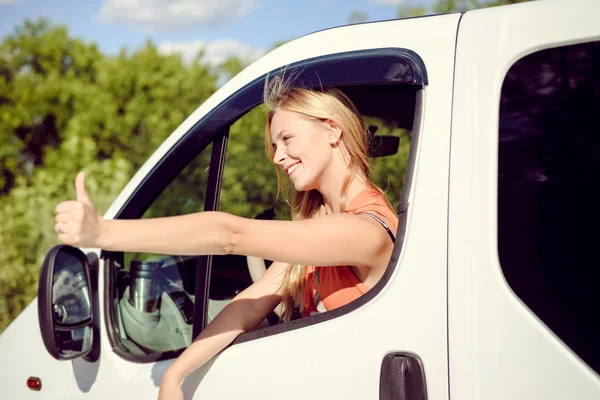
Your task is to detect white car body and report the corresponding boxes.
[1,1,599,399]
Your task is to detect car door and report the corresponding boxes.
[449,1,600,399]
[70,13,460,400]
[181,15,459,400]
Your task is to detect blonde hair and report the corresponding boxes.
[263,73,382,321]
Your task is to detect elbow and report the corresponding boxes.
[213,212,241,255]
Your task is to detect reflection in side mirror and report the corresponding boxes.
[38,245,98,361]
[52,251,91,325]
[55,326,93,357]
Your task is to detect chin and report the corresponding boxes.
[291,172,319,192]
[292,179,313,192]
[293,182,308,192]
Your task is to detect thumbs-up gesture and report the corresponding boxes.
[55,172,104,248]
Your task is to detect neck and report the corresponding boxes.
[319,173,370,214]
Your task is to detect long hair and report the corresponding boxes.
[263,73,382,321]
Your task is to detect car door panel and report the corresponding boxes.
[449,1,600,399]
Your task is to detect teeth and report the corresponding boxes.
[288,164,300,175]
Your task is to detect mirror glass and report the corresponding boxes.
[55,326,92,356]
[52,251,91,325]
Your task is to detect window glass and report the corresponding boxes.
[498,41,600,373]
[115,143,212,356]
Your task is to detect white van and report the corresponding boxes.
[1,1,599,398]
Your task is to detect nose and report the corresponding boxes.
[272,146,286,166]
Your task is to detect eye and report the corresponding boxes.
[283,135,292,142]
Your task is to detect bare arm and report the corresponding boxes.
[98,212,390,265]
[159,261,286,396]
[56,173,393,269]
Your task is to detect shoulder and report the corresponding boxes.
[345,189,398,231]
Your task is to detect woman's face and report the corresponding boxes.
[270,109,337,192]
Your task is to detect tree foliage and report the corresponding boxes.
[0,19,217,332]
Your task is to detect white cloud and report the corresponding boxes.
[372,0,402,5]
[98,0,258,32]
[158,39,264,66]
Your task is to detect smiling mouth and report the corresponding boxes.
[287,163,301,176]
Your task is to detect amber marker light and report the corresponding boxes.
[27,377,42,391]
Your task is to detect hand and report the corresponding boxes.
[55,172,104,248]
[158,374,184,400]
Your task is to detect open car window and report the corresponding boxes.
[209,86,414,325]
[105,48,426,362]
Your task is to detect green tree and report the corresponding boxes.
[219,56,245,82]
[0,19,103,194]
[0,19,218,333]
[220,106,282,219]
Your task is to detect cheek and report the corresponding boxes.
[305,146,334,177]
[289,130,332,168]
[313,136,335,160]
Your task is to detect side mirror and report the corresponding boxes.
[38,245,99,361]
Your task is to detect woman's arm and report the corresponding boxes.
[55,173,237,255]
[159,260,286,399]
[56,173,394,269]
[60,209,392,270]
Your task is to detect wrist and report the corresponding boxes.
[162,365,184,385]
[95,217,110,249]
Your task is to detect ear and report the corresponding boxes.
[323,118,343,146]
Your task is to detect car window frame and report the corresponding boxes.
[104,47,428,362]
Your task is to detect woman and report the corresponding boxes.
[54,74,398,400]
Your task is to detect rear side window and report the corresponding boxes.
[498,40,600,373]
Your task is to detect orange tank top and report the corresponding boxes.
[302,189,398,317]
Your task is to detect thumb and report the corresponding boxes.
[75,171,93,207]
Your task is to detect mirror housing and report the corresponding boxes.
[38,245,99,362]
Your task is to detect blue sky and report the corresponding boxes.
[0,0,431,66]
